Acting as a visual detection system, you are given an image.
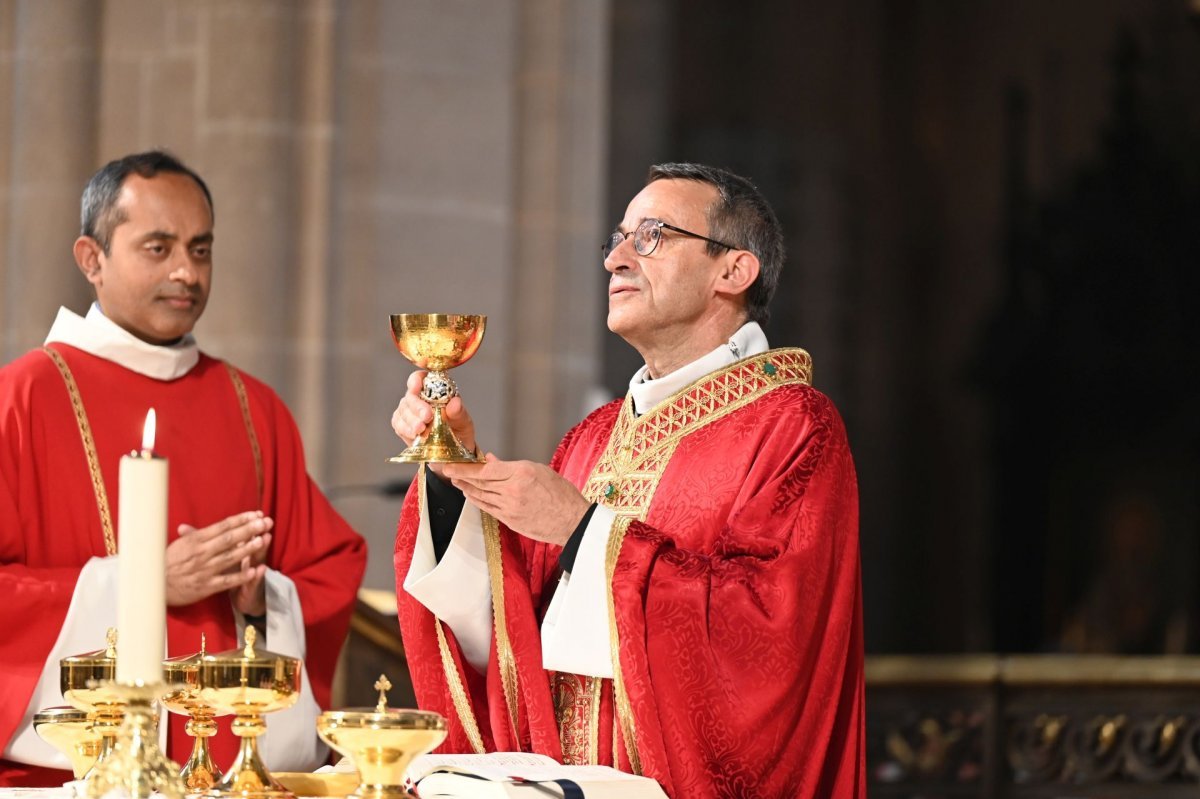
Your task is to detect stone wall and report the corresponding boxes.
[0,0,610,592]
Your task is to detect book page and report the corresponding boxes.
[411,756,668,799]
[407,751,560,782]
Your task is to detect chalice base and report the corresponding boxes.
[211,735,294,799]
[388,409,480,464]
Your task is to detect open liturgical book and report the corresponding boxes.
[403,752,668,798]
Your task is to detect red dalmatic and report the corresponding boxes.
[395,350,865,798]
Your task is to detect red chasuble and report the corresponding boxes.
[0,344,366,785]
[394,349,865,798]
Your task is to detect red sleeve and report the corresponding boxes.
[0,356,90,753]
[610,391,865,798]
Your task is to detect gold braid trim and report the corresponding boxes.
[587,675,602,766]
[605,515,641,774]
[435,619,487,754]
[584,349,812,515]
[222,362,264,502]
[43,347,116,556]
[418,467,486,754]
[482,510,521,744]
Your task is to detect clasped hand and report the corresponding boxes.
[166,510,272,616]
[391,371,590,545]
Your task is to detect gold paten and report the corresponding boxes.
[199,627,301,799]
[33,707,101,778]
[163,634,227,791]
[59,628,121,778]
[315,674,446,799]
[388,314,486,463]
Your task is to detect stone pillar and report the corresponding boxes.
[0,0,613,594]
[324,0,610,590]
[0,0,100,361]
[507,0,609,460]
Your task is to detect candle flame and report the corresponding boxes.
[142,409,157,452]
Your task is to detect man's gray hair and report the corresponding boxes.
[647,162,784,326]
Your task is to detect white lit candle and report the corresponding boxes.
[116,408,168,684]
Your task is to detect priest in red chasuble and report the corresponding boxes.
[392,163,864,798]
[0,151,366,786]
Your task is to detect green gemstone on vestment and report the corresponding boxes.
[763,362,778,376]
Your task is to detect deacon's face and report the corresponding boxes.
[604,178,726,347]
[75,172,213,345]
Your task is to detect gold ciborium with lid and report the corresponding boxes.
[316,674,447,799]
[199,626,301,798]
[163,634,226,790]
[33,706,101,778]
[59,628,121,777]
[388,313,486,463]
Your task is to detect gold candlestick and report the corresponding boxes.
[163,634,227,791]
[199,627,301,798]
[316,674,446,799]
[84,681,186,799]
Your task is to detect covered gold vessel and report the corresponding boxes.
[316,675,446,799]
[198,627,301,798]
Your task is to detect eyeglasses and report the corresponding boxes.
[602,218,737,260]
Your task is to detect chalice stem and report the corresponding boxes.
[180,733,221,790]
[216,714,292,797]
[82,707,122,780]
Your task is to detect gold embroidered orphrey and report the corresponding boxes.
[558,348,813,770]
[423,348,812,768]
[43,347,266,556]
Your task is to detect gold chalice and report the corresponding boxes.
[316,675,446,799]
[33,707,101,778]
[199,627,301,798]
[60,628,121,778]
[389,313,486,463]
[163,634,227,791]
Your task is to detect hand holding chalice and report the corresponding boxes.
[388,314,486,464]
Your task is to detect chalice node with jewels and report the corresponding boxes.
[388,313,486,463]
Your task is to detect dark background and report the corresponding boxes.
[602,0,1200,655]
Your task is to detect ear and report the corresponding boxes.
[73,236,104,287]
[714,249,760,299]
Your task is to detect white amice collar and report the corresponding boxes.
[43,304,200,381]
[628,321,769,416]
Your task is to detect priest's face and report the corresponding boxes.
[74,172,213,345]
[604,178,728,350]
